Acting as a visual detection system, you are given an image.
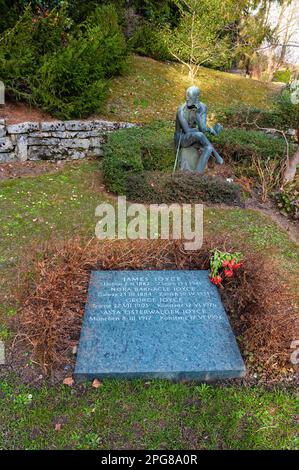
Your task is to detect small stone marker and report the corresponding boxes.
[74,271,245,381]
[0,340,5,365]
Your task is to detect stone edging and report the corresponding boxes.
[0,119,135,163]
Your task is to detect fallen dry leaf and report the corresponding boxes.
[92,379,102,389]
[54,423,62,432]
[63,377,74,387]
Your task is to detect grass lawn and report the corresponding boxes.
[101,55,280,123]
[0,379,297,450]
[1,161,298,302]
[0,161,298,450]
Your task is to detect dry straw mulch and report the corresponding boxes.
[15,237,297,380]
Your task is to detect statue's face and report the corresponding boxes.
[186,86,200,108]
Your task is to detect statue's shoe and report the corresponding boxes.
[216,157,224,165]
[214,123,223,135]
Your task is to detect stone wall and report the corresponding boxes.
[0,119,135,163]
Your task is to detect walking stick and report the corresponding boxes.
[173,133,182,173]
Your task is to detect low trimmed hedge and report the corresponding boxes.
[103,121,293,198]
[125,171,242,205]
[102,121,174,194]
[210,128,293,163]
[215,90,299,132]
[215,105,278,129]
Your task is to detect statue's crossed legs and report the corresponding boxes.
[180,129,223,174]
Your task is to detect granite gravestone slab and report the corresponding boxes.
[74,270,245,381]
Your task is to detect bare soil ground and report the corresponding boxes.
[0,101,54,124]
[0,160,70,180]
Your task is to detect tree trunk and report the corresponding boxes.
[283,144,299,184]
[267,47,277,82]
[283,127,299,184]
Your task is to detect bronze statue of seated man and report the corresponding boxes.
[174,85,223,173]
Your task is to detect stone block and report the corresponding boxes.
[7,122,39,134]
[0,137,14,152]
[74,270,246,382]
[179,147,200,171]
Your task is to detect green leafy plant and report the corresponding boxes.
[273,69,292,84]
[276,176,299,220]
[209,249,243,285]
[0,0,20,34]
[0,325,10,341]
